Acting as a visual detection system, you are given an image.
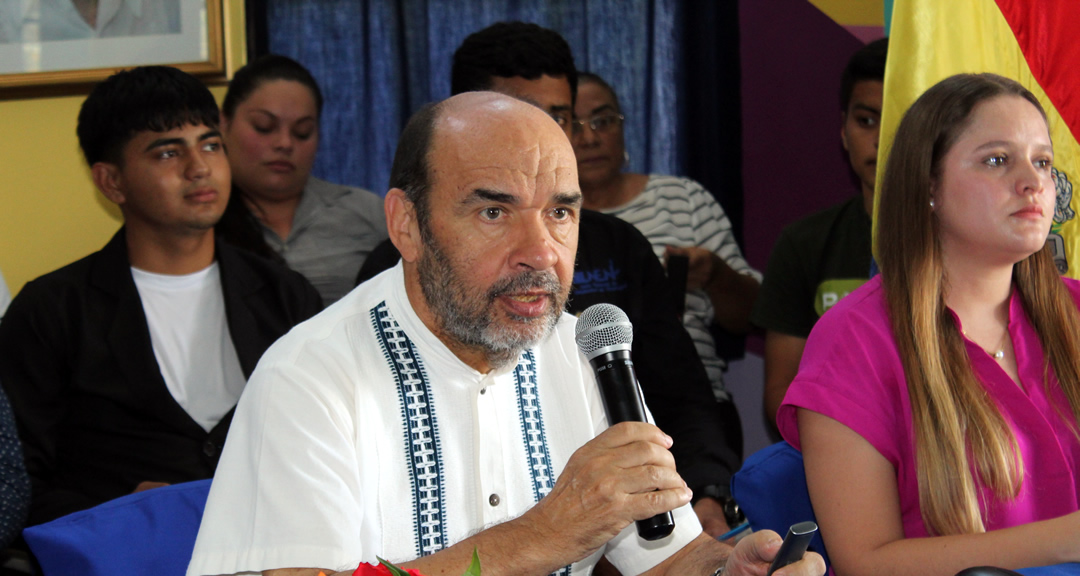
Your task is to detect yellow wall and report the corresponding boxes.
[0,2,246,295]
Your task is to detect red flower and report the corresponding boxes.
[351,561,426,576]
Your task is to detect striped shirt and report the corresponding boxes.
[602,175,761,398]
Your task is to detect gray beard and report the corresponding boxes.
[417,235,566,370]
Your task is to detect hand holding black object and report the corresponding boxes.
[522,422,691,562]
[576,303,677,540]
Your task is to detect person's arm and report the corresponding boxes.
[265,524,826,576]
[644,531,824,576]
[266,422,693,576]
[0,283,97,524]
[573,212,741,539]
[800,408,1080,576]
[665,180,760,335]
[762,331,807,429]
[625,226,741,537]
[692,497,731,538]
[665,246,759,334]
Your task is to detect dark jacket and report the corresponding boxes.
[0,230,322,525]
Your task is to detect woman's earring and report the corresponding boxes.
[929,198,935,209]
[623,150,630,168]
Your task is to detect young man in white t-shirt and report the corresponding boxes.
[0,66,322,527]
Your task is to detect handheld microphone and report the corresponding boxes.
[574,303,676,541]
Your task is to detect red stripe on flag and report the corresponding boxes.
[996,0,1080,144]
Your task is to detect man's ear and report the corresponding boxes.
[385,188,422,263]
[92,162,126,206]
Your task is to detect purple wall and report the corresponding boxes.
[739,0,872,271]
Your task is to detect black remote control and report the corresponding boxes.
[766,521,818,575]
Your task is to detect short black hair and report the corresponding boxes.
[840,37,888,113]
[451,21,578,102]
[222,54,324,119]
[76,66,220,166]
[389,101,445,239]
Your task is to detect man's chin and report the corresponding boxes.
[484,313,559,350]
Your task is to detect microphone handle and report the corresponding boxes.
[589,350,676,541]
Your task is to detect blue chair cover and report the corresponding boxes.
[731,441,830,569]
[22,479,211,576]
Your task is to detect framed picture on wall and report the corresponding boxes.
[0,0,225,97]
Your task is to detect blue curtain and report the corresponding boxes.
[264,0,685,199]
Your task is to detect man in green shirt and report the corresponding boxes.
[751,38,888,430]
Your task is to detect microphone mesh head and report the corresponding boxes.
[575,303,633,358]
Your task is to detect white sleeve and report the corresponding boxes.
[604,502,702,575]
[187,356,366,575]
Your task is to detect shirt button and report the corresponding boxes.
[203,441,218,458]
[480,387,487,395]
[488,493,500,507]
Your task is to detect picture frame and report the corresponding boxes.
[0,0,225,98]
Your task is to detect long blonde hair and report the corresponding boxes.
[877,73,1080,535]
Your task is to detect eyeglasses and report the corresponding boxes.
[571,113,625,135]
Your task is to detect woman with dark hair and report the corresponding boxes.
[218,55,388,306]
[781,73,1080,575]
[570,72,760,402]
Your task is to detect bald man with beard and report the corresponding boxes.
[188,92,823,576]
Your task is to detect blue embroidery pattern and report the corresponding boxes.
[514,351,571,576]
[373,301,446,558]
[515,350,555,502]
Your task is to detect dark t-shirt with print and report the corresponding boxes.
[751,195,873,338]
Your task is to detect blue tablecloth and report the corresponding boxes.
[1018,564,1080,575]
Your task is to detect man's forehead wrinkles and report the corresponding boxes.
[452,147,549,179]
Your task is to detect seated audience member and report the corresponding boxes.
[357,21,744,536]
[570,71,761,404]
[217,55,388,306]
[782,73,1080,575]
[0,66,322,526]
[751,38,887,429]
[188,91,822,576]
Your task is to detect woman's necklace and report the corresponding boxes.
[963,328,1008,360]
[990,337,1006,360]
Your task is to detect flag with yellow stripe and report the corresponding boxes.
[879,0,1080,276]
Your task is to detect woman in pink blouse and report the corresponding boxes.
[779,73,1080,575]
